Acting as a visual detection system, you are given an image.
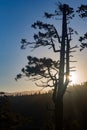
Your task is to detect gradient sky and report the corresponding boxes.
[0,0,87,92]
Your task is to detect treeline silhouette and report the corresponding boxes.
[0,82,87,130]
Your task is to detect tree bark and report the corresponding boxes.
[55,96,63,130]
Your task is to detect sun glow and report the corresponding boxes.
[70,72,78,85]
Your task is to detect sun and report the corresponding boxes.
[70,72,78,85]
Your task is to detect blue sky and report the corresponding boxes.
[0,0,87,92]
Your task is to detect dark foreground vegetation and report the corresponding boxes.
[0,82,87,130]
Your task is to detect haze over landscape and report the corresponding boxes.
[0,0,87,92]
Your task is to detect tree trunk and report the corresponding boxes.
[55,96,63,130]
[54,4,67,130]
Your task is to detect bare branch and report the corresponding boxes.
[70,45,78,50]
[51,38,60,52]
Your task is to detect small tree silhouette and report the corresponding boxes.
[77,4,87,50]
[16,3,78,130]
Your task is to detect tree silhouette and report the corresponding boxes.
[16,3,78,130]
[77,4,87,50]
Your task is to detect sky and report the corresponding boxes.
[0,0,87,92]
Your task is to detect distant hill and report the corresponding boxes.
[0,90,49,96]
[0,92,53,129]
[0,82,87,129]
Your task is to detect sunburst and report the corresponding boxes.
[70,72,78,85]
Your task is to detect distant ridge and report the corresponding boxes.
[0,90,50,96]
